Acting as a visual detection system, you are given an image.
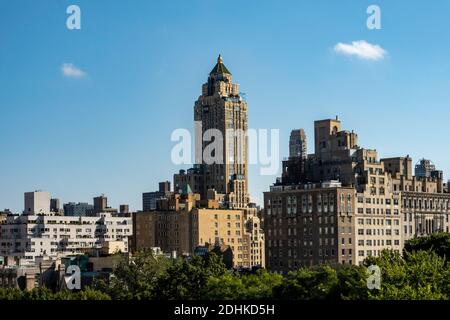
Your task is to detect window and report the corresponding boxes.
[329,194,335,212]
[317,194,322,213]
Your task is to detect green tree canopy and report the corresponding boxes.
[153,252,227,300]
[205,269,283,300]
[404,233,450,262]
[96,249,171,300]
[365,249,450,300]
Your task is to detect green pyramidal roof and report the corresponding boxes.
[210,54,231,75]
[181,183,192,195]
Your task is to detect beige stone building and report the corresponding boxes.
[132,193,264,269]
[264,117,450,273]
[174,55,249,209]
[132,56,264,269]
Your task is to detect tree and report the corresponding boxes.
[404,233,450,262]
[329,265,370,300]
[0,288,26,300]
[365,249,450,300]
[96,249,171,300]
[240,269,283,299]
[273,265,339,300]
[205,272,245,300]
[205,269,283,300]
[55,287,111,300]
[153,253,227,300]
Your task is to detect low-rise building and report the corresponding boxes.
[0,212,132,264]
[132,193,265,269]
[0,256,65,291]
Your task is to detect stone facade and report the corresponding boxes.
[174,55,249,209]
[264,117,450,273]
[132,194,264,269]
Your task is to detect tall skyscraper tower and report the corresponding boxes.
[193,55,249,208]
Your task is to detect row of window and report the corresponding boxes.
[358,249,400,257]
[358,218,400,225]
[357,228,400,236]
[357,207,399,215]
[403,198,450,211]
[358,197,398,205]
[357,239,400,246]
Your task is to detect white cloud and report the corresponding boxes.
[334,40,387,61]
[61,63,86,78]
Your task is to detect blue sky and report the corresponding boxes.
[1,0,450,212]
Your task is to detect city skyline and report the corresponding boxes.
[2,0,450,213]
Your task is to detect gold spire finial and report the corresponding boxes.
[218,54,223,64]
